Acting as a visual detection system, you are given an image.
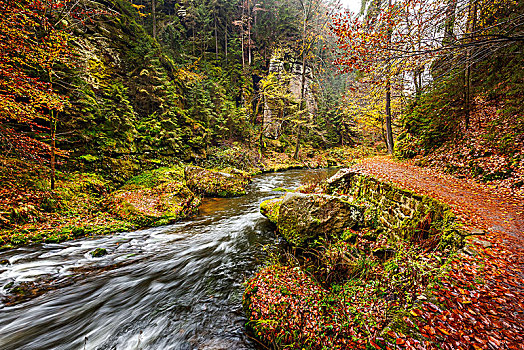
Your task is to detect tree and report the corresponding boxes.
[333,0,524,148]
[0,0,67,166]
[0,0,94,188]
[331,0,409,153]
[292,0,339,159]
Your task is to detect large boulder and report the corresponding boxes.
[184,166,250,197]
[109,182,201,227]
[262,192,364,247]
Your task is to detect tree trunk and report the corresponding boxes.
[152,0,156,39]
[50,114,56,190]
[241,28,245,69]
[225,27,228,63]
[241,3,245,69]
[465,66,471,129]
[192,24,195,56]
[248,8,252,65]
[214,14,218,60]
[385,0,394,154]
[48,70,57,190]
[464,0,477,130]
[385,80,394,154]
[443,0,457,46]
[293,125,302,159]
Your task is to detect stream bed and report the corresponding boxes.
[0,168,337,350]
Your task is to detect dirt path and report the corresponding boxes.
[354,156,524,349]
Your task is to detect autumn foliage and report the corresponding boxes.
[0,0,91,162]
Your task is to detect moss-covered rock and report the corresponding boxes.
[108,180,200,227]
[260,198,282,224]
[91,247,107,257]
[326,168,463,248]
[184,166,250,197]
[269,192,364,247]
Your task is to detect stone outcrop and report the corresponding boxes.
[260,168,464,250]
[261,192,364,247]
[326,168,462,247]
[184,166,250,197]
[109,181,201,227]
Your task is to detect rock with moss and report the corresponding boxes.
[108,181,200,227]
[260,198,283,224]
[184,166,250,197]
[91,248,107,257]
[273,192,364,247]
[325,168,463,248]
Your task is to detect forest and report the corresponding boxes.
[0,0,523,348]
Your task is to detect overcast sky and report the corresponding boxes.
[339,0,362,14]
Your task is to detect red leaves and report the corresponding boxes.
[395,337,406,346]
[369,339,382,349]
[410,308,423,317]
[352,157,524,349]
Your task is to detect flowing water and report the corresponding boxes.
[0,168,337,350]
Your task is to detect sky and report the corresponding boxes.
[339,0,362,14]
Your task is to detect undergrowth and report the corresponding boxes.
[244,229,451,349]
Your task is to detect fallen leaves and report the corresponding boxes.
[356,157,524,350]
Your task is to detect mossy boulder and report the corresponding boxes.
[326,168,463,249]
[270,192,364,247]
[260,198,283,224]
[91,248,107,257]
[184,166,250,197]
[108,181,200,227]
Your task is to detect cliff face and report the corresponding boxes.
[63,1,204,159]
[263,57,317,139]
[52,1,228,181]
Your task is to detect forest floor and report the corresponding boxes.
[355,156,524,349]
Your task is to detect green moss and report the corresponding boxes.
[123,166,184,189]
[329,170,461,248]
[260,198,282,224]
[108,176,201,228]
[277,211,301,246]
[185,166,250,198]
[91,248,108,257]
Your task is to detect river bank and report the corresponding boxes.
[243,158,524,349]
[1,169,336,349]
[0,146,375,250]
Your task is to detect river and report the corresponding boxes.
[0,168,337,350]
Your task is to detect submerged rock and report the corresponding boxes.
[184,166,250,197]
[262,192,364,247]
[91,248,107,257]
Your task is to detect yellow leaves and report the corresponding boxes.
[131,3,145,10]
[175,68,203,83]
[410,308,423,317]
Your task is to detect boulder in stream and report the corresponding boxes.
[91,248,107,257]
[108,181,201,227]
[261,192,364,247]
[184,166,250,197]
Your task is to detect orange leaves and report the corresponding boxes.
[410,308,423,317]
[0,0,75,159]
[353,157,524,349]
